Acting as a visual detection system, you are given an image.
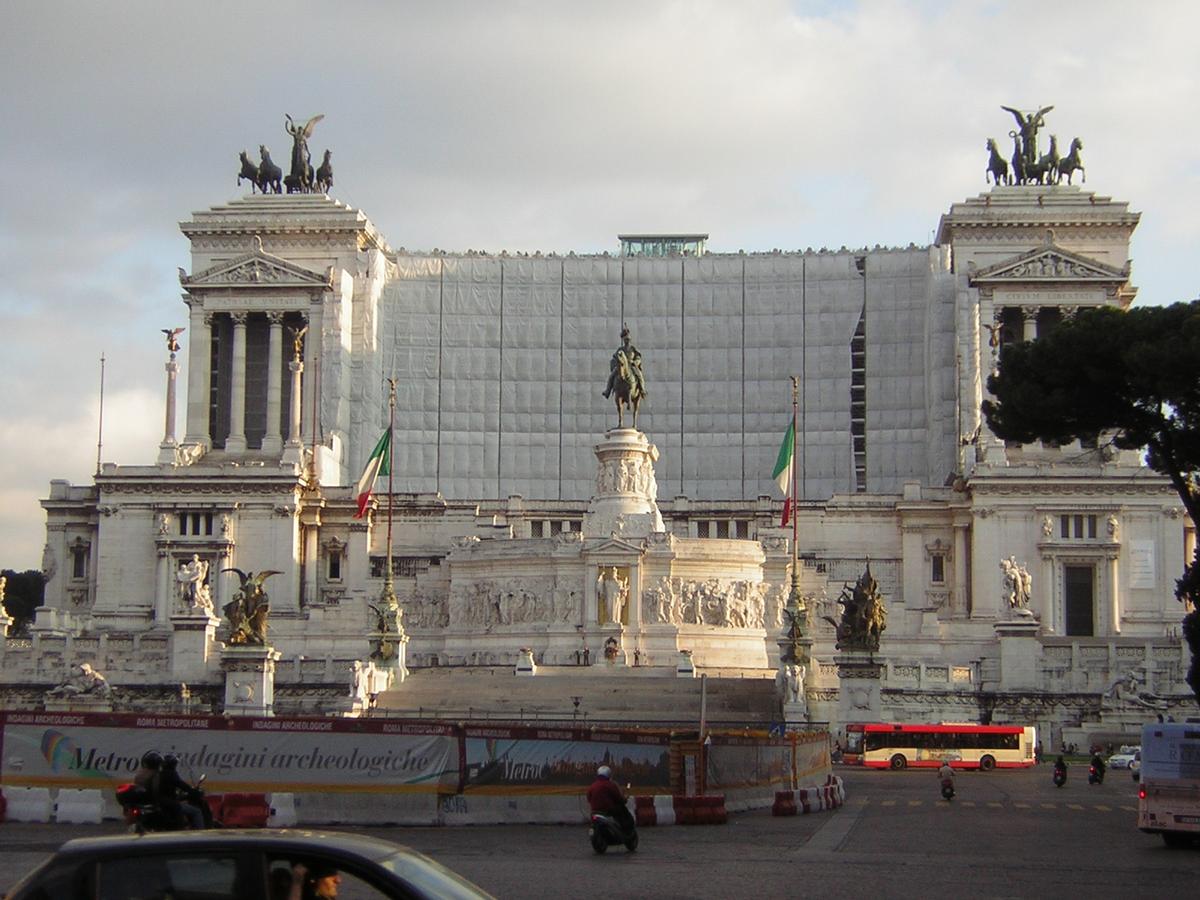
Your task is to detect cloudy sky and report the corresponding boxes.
[2,0,1198,571]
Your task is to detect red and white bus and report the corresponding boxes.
[842,723,1037,771]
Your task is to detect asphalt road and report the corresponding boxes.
[2,765,1195,899]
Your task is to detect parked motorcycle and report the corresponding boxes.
[940,777,955,801]
[117,773,214,833]
[589,811,639,854]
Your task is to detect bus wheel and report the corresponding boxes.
[979,755,995,772]
[890,754,907,770]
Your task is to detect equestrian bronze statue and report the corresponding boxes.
[602,325,646,429]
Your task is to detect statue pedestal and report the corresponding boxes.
[221,645,281,717]
[835,652,883,729]
[600,625,628,666]
[782,700,808,728]
[994,617,1041,691]
[44,694,113,714]
[582,429,665,539]
[515,648,538,676]
[676,649,697,678]
[170,612,221,682]
[370,631,409,685]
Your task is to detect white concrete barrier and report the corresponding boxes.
[267,792,298,827]
[55,788,105,824]
[6,786,53,822]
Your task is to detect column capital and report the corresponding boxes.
[231,312,249,326]
[267,312,285,325]
[1021,306,1040,322]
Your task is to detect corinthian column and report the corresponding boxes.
[263,312,284,455]
[1021,306,1039,342]
[282,316,306,466]
[226,312,248,453]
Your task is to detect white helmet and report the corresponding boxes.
[597,765,612,779]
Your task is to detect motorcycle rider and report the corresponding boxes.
[133,751,163,802]
[1053,755,1067,782]
[587,765,635,834]
[937,760,955,795]
[159,753,206,829]
[1089,751,1106,783]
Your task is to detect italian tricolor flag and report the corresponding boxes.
[353,428,392,519]
[772,422,795,526]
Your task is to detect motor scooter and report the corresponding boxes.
[1087,764,1105,785]
[589,811,639,854]
[940,777,955,801]
[1052,767,1067,788]
[117,774,214,833]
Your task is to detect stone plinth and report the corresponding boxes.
[170,612,221,682]
[515,648,538,676]
[582,429,665,539]
[44,694,113,713]
[221,645,282,717]
[994,617,1042,691]
[835,652,883,729]
[676,649,696,678]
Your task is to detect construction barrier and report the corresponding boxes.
[0,789,7,823]
[772,775,845,816]
[219,792,271,827]
[54,788,105,824]
[634,794,727,825]
[267,792,298,827]
[4,786,52,823]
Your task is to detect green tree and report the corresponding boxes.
[982,299,1200,703]
[2,568,45,635]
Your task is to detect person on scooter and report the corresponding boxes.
[1053,755,1067,782]
[937,760,955,795]
[160,753,205,829]
[133,751,163,802]
[587,765,635,833]
[1089,752,1106,783]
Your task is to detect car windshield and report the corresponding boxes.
[379,850,491,900]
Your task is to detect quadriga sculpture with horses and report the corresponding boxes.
[986,105,1085,186]
[236,115,333,194]
[823,563,887,652]
[601,325,646,429]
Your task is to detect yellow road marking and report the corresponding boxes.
[881,800,896,807]
[960,801,976,807]
[1040,803,1056,810]
[1095,805,1111,812]
[908,800,923,807]
[1067,803,1084,810]
[1014,802,1031,808]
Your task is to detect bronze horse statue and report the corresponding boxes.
[1056,138,1085,185]
[256,146,283,194]
[986,138,1009,186]
[610,348,643,429]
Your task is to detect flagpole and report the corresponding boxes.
[790,375,799,580]
[96,353,106,477]
[382,378,397,608]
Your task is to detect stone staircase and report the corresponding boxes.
[374,666,779,727]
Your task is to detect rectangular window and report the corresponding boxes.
[72,547,87,579]
[931,555,946,585]
[328,551,341,581]
[530,520,544,538]
[735,520,750,540]
[716,520,730,539]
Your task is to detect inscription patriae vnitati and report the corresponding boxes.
[995,290,1101,302]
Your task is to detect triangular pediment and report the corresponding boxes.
[180,248,330,289]
[587,537,644,556]
[970,244,1127,286]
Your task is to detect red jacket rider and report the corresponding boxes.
[587,766,626,815]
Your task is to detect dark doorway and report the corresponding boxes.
[1064,565,1095,636]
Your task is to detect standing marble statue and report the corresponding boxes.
[1000,556,1032,610]
[177,554,211,611]
[597,566,627,625]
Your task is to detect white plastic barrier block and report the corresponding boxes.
[267,792,298,827]
[6,787,53,823]
[653,795,676,826]
[55,788,104,824]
